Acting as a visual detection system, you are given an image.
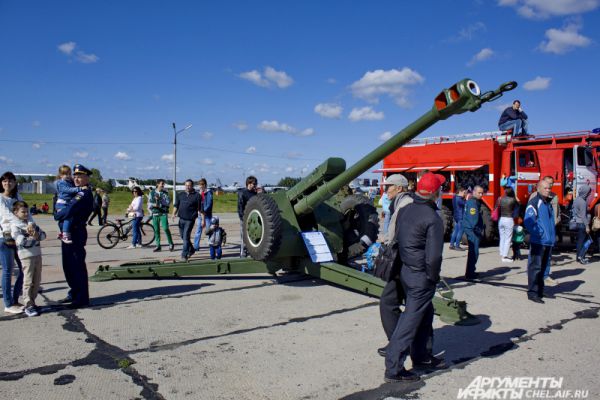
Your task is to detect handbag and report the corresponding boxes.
[373,240,400,282]
[491,196,501,222]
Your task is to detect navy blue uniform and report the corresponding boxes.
[55,186,94,306]
[462,198,484,278]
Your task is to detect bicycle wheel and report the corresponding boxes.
[140,222,156,247]
[97,223,121,249]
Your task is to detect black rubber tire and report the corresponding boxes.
[97,224,121,249]
[440,204,454,241]
[243,194,283,261]
[481,205,498,244]
[140,222,156,247]
[339,194,380,261]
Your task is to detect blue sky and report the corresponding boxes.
[1,0,599,185]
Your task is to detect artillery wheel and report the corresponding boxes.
[243,194,283,261]
[440,204,454,241]
[339,194,379,262]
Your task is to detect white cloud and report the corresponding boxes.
[114,151,131,161]
[238,70,269,87]
[255,163,270,173]
[74,151,89,158]
[523,76,552,90]
[379,131,393,141]
[538,20,591,54]
[493,102,512,112]
[75,51,99,64]
[137,165,160,171]
[348,107,385,122]
[498,0,599,19]
[314,103,343,119]
[233,121,248,131]
[238,66,294,89]
[202,131,214,140]
[58,41,99,64]
[297,128,315,137]
[161,154,174,162]
[258,120,296,133]
[32,120,41,128]
[246,146,257,154]
[467,48,494,66]
[257,120,315,137]
[264,66,294,88]
[32,143,41,150]
[0,156,14,165]
[58,41,76,55]
[326,78,337,84]
[202,158,214,165]
[350,68,424,107]
[286,152,302,158]
[447,22,487,42]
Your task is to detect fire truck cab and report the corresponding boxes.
[378,129,600,242]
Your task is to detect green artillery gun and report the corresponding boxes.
[91,78,516,325]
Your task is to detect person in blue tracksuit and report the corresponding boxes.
[54,164,94,308]
[462,185,485,279]
[193,178,213,251]
[524,179,556,303]
[450,187,466,250]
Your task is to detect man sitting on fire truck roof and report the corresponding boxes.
[498,100,528,137]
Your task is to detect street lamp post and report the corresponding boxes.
[172,122,193,202]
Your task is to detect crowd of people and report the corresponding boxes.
[0,165,259,317]
[375,167,596,382]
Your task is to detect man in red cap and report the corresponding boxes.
[384,172,447,382]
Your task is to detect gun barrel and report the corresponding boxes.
[292,78,516,216]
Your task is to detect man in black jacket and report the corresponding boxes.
[498,100,528,137]
[87,188,103,226]
[238,175,257,257]
[172,179,201,261]
[384,172,447,383]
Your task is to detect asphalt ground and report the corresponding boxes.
[0,213,599,400]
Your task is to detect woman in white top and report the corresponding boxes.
[0,171,26,314]
[126,186,144,249]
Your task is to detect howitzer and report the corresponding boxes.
[91,78,517,325]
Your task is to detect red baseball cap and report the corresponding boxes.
[417,172,446,196]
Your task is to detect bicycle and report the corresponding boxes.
[97,216,155,249]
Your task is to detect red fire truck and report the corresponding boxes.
[377,129,600,242]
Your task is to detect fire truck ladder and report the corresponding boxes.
[406,130,508,146]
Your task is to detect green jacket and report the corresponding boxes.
[148,189,170,215]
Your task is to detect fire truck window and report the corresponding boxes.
[518,151,536,168]
[577,147,594,167]
[510,151,516,175]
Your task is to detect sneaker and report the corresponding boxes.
[126,244,138,249]
[577,257,589,265]
[61,233,73,244]
[180,256,188,262]
[4,305,24,314]
[454,246,465,251]
[449,245,455,250]
[57,232,63,240]
[384,369,420,383]
[377,347,386,357]
[413,356,448,370]
[463,272,479,281]
[153,246,162,252]
[501,257,514,263]
[544,277,559,286]
[24,306,39,317]
[58,295,73,304]
[528,296,544,304]
[169,244,175,252]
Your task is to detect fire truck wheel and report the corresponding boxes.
[440,205,454,241]
[481,205,498,243]
[243,194,283,261]
[339,194,380,261]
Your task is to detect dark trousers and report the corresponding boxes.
[465,230,480,276]
[101,207,108,225]
[576,223,587,259]
[379,278,405,340]
[527,243,551,298]
[385,267,435,377]
[209,245,222,260]
[178,218,196,258]
[61,233,89,306]
[87,207,102,225]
